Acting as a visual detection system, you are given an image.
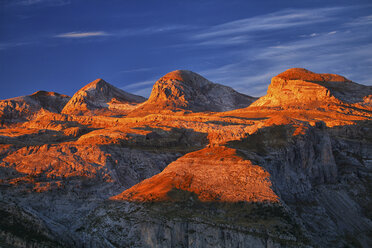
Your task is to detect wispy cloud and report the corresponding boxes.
[193,10,372,96]
[191,35,250,47]
[192,7,344,40]
[199,64,278,97]
[55,31,109,38]
[111,25,192,38]
[0,41,38,50]
[300,32,319,38]
[346,15,372,26]
[121,80,155,97]
[123,80,154,90]
[54,25,191,40]
[1,24,190,50]
[118,68,154,74]
[132,87,153,98]
[9,0,70,6]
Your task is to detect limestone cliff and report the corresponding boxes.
[131,70,256,116]
[251,68,372,108]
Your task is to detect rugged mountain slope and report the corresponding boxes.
[112,146,279,203]
[0,91,70,123]
[61,78,146,116]
[131,70,256,116]
[251,68,372,108]
[0,68,371,247]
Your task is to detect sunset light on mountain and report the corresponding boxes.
[1,1,371,247]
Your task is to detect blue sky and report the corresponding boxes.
[1,0,371,99]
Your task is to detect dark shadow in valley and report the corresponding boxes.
[99,126,209,188]
[111,126,209,153]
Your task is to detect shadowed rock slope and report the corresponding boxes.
[130,70,256,116]
[62,78,146,116]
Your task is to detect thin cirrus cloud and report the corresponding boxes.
[345,15,372,27]
[54,31,109,38]
[0,41,35,50]
[202,33,372,96]
[192,8,372,97]
[112,25,191,37]
[10,0,70,6]
[192,7,345,40]
[123,80,155,90]
[121,80,155,98]
[0,25,189,50]
[54,25,189,39]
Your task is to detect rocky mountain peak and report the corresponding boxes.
[157,70,210,88]
[0,91,70,122]
[30,90,68,98]
[79,78,110,92]
[61,78,145,116]
[131,70,256,115]
[251,68,372,108]
[275,68,350,82]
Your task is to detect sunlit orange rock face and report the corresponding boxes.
[0,90,70,121]
[111,146,279,203]
[251,68,372,108]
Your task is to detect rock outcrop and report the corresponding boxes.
[112,146,279,203]
[251,68,372,108]
[131,70,256,115]
[61,78,145,116]
[0,91,70,123]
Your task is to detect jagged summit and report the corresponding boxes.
[131,70,256,115]
[251,68,372,108]
[61,78,146,116]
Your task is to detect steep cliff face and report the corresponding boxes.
[251,68,372,108]
[81,201,300,248]
[226,120,372,247]
[0,91,70,123]
[61,79,145,116]
[102,121,372,248]
[131,70,256,116]
[0,201,63,247]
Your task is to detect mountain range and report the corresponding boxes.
[0,68,371,248]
